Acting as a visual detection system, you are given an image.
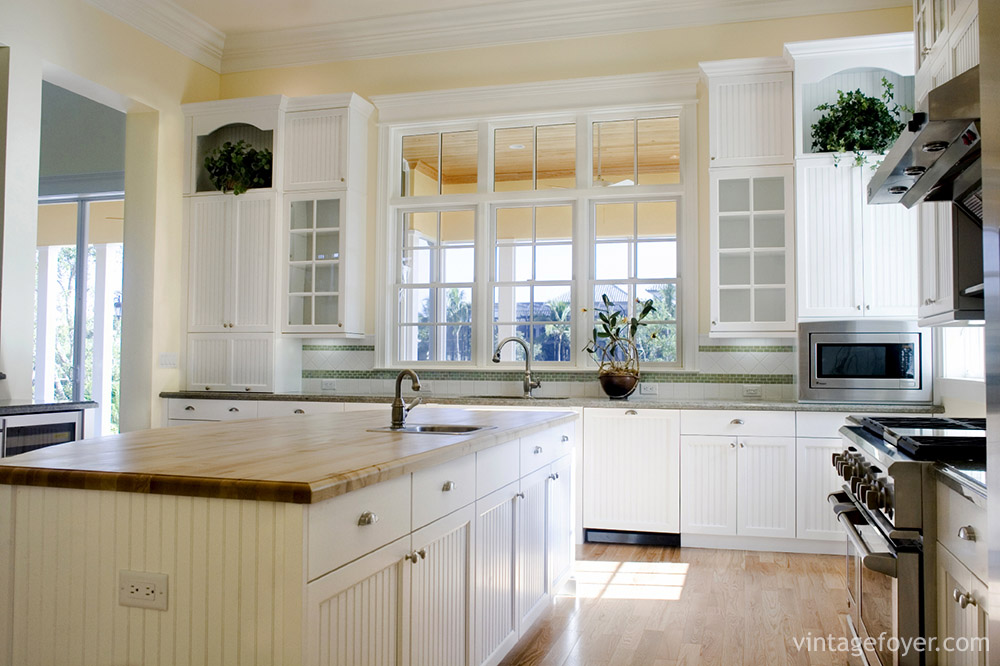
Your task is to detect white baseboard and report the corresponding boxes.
[681,534,847,555]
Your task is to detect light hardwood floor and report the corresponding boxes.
[499,544,850,666]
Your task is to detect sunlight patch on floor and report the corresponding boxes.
[561,560,689,601]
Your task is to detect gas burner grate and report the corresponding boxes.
[859,416,986,434]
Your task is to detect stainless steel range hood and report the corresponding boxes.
[867,66,982,222]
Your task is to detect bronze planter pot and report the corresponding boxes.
[598,372,639,400]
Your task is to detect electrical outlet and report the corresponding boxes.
[321,379,337,390]
[119,571,168,610]
[742,384,762,399]
[639,382,658,395]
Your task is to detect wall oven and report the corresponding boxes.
[799,320,932,403]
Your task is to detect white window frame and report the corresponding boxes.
[374,83,698,371]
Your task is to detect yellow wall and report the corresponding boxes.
[1,0,219,428]
[220,7,912,337]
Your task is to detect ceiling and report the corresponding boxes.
[85,0,908,73]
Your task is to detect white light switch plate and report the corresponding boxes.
[158,352,178,369]
[742,384,762,398]
[321,379,337,390]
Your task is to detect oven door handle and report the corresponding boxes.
[836,511,897,578]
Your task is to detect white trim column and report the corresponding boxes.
[92,243,113,436]
[33,246,57,403]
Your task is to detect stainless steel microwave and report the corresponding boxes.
[798,320,932,403]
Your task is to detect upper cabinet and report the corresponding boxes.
[703,62,793,168]
[702,58,795,336]
[914,0,979,105]
[283,100,371,191]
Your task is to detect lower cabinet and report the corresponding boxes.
[547,454,573,590]
[475,483,519,666]
[680,435,795,538]
[936,543,989,666]
[582,408,681,533]
[795,436,844,541]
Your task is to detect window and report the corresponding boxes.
[398,209,475,362]
[592,201,678,363]
[941,326,985,380]
[383,105,694,369]
[493,205,574,362]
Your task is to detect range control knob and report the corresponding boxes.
[864,488,882,510]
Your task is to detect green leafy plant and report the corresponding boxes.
[811,77,911,167]
[203,140,273,195]
[582,294,655,375]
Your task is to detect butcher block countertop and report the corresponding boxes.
[0,408,577,504]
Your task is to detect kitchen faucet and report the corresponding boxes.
[492,337,541,398]
[391,369,421,429]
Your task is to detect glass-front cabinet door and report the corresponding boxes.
[709,166,794,334]
[283,193,346,333]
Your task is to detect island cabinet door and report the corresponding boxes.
[409,504,475,666]
[547,455,574,592]
[517,466,550,634]
[475,482,519,666]
[305,535,411,666]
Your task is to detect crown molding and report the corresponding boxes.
[698,56,793,78]
[219,0,908,73]
[371,70,700,124]
[84,0,225,72]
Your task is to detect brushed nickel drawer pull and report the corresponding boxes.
[184,406,195,411]
[294,409,305,414]
[730,419,744,425]
[229,407,239,413]
[357,511,379,526]
[533,446,543,455]
[958,525,977,541]
[442,480,456,492]
[625,410,637,415]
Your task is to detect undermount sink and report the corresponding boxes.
[468,395,569,400]
[367,424,497,435]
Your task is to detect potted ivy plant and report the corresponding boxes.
[811,77,911,167]
[203,139,273,195]
[583,294,655,400]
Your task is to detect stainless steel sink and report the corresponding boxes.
[468,395,569,400]
[367,424,497,435]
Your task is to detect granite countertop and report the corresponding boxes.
[0,408,576,504]
[0,399,97,416]
[160,390,942,414]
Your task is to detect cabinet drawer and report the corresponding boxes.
[477,440,520,498]
[256,401,344,418]
[167,398,258,421]
[412,453,476,529]
[680,410,794,436]
[937,481,987,581]
[307,474,411,581]
[520,428,572,474]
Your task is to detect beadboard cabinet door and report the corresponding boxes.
[860,168,919,319]
[475,483,519,666]
[410,506,475,666]
[707,72,794,167]
[547,455,573,591]
[517,468,549,634]
[284,108,348,191]
[582,408,681,534]
[795,437,845,541]
[187,196,231,331]
[679,436,738,535]
[230,195,276,330]
[736,436,796,539]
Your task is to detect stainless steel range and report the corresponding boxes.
[834,415,987,666]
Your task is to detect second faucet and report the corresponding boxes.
[492,337,541,398]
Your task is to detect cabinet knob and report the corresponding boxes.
[294,409,305,414]
[338,323,343,328]
[229,407,239,413]
[711,320,718,326]
[730,418,744,425]
[417,548,426,559]
[548,473,558,481]
[405,551,420,564]
[441,480,456,492]
[561,435,569,442]
[625,410,637,416]
[730,442,737,449]
[245,387,251,392]
[357,511,379,526]
[739,441,745,448]
[205,387,211,391]
[184,405,195,411]
[856,305,861,310]
[953,588,977,609]
[533,446,543,455]
[922,47,933,55]
[865,305,870,310]
[958,525,977,541]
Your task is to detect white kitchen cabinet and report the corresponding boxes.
[284,108,349,191]
[547,454,573,591]
[187,192,276,333]
[679,435,738,535]
[704,68,793,167]
[795,155,918,320]
[517,467,549,633]
[283,191,365,335]
[795,437,845,541]
[936,543,989,666]
[475,482,519,666]
[410,505,475,666]
[709,166,796,334]
[582,408,681,534]
[914,0,978,104]
[256,400,345,417]
[680,434,795,538]
[187,332,301,393]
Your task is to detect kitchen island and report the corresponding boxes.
[0,407,577,666]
